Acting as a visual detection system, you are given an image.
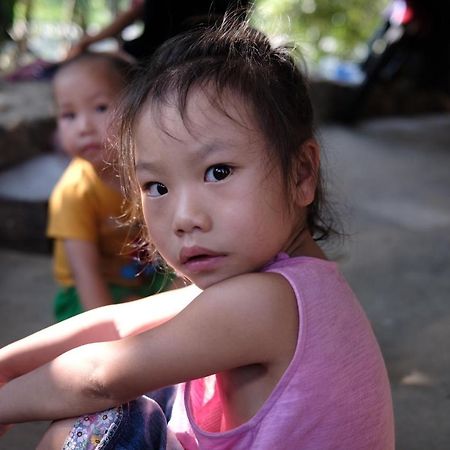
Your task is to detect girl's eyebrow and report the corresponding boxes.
[135,140,237,175]
[196,142,228,159]
[136,143,230,170]
[135,161,159,174]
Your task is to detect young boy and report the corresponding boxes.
[48,52,173,321]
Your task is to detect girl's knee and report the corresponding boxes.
[36,418,75,450]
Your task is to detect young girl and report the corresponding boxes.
[0,20,395,449]
[48,51,173,321]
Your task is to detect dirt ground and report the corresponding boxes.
[1,115,449,449]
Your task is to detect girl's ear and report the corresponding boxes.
[294,138,320,207]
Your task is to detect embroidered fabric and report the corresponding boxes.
[63,406,123,450]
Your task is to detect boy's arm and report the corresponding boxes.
[0,285,200,383]
[64,239,116,310]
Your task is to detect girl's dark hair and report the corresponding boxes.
[116,17,336,255]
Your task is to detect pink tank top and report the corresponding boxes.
[170,255,395,449]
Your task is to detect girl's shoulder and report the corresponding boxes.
[198,272,299,363]
[205,271,298,318]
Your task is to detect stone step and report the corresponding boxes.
[0,153,69,253]
[0,80,56,170]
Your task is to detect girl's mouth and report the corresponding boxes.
[179,247,225,273]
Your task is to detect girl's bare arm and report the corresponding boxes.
[0,284,200,383]
[0,273,298,425]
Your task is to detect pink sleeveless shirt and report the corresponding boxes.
[170,255,395,449]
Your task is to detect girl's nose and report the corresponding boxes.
[173,193,212,236]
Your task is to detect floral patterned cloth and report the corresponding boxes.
[61,389,178,449]
[63,406,122,450]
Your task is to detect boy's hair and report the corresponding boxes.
[53,51,133,85]
[117,18,336,255]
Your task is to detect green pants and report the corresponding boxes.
[54,274,172,322]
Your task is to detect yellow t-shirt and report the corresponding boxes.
[47,158,142,287]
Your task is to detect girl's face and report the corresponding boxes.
[134,89,301,289]
[54,61,123,171]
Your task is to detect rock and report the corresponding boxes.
[0,153,69,253]
[0,80,56,169]
[0,80,60,253]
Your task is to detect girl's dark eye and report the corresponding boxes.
[144,182,168,197]
[205,165,232,182]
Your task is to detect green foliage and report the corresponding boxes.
[252,0,389,62]
[13,0,115,26]
[7,0,388,63]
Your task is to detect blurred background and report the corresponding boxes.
[1,0,388,71]
[0,1,449,448]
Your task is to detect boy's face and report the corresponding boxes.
[53,61,123,171]
[134,88,299,289]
